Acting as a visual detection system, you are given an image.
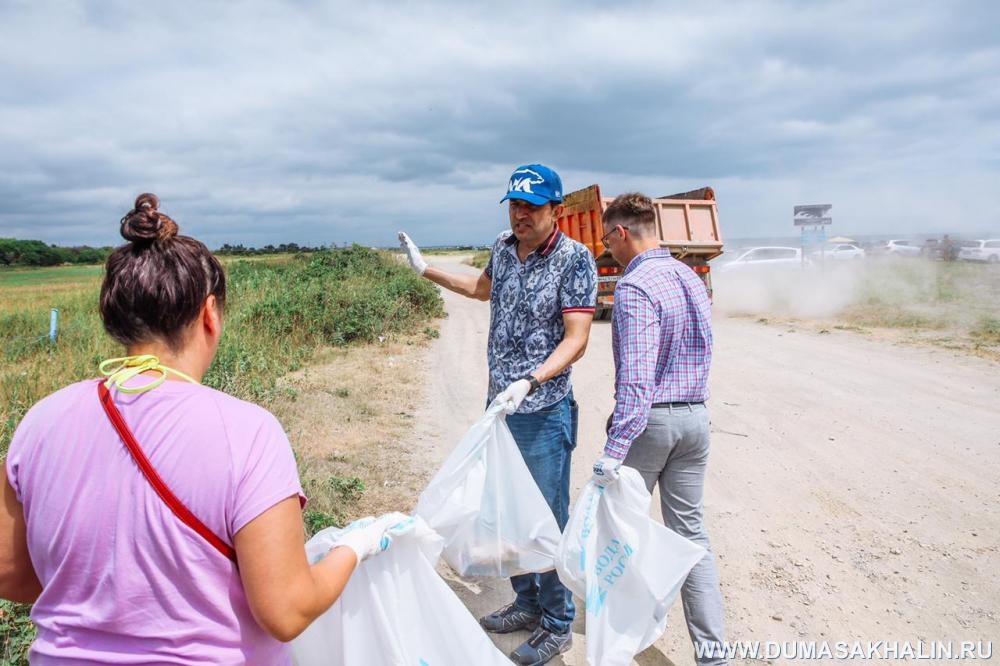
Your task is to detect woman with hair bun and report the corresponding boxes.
[1,194,395,663]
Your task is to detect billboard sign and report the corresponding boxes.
[794,204,833,226]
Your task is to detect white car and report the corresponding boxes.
[958,239,1000,263]
[880,239,922,257]
[811,243,866,261]
[718,246,809,273]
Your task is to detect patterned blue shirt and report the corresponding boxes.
[483,228,597,412]
[605,248,713,459]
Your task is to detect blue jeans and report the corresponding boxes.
[504,393,577,635]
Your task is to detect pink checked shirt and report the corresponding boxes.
[605,248,713,459]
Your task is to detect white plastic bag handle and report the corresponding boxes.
[484,398,508,418]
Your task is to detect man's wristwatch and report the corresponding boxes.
[523,374,542,395]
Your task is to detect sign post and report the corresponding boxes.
[794,204,833,264]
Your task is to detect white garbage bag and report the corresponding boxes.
[555,467,708,666]
[415,403,561,578]
[291,514,510,666]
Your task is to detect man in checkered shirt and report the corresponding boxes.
[591,192,729,666]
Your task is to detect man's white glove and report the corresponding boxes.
[332,512,414,567]
[491,378,532,414]
[592,455,623,487]
[397,231,427,275]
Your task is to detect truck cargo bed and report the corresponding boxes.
[558,185,723,261]
[556,184,724,316]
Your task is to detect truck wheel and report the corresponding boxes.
[988,255,999,263]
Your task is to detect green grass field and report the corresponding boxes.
[0,265,105,287]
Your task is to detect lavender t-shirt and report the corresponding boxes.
[6,378,306,664]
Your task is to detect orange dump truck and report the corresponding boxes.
[556,185,724,318]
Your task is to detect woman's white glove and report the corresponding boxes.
[397,231,428,275]
[491,378,532,414]
[332,512,414,568]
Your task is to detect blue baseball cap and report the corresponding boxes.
[500,164,564,206]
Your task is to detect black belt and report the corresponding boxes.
[652,401,704,408]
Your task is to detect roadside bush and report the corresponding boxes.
[207,246,442,402]
[238,247,441,341]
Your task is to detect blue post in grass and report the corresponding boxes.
[49,308,59,343]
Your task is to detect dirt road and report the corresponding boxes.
[406,257,1000,665]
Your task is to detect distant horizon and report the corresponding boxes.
[5,227,1000,255]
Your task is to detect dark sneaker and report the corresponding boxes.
[479,603,541,634]
[509,626,573,665]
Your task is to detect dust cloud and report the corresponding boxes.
[710,258,969,322]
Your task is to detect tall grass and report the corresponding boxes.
[838,261,1000,332]
[0,246,442,661]
[1,277,114,456]
[466,250,491,269]
[205,247,442,404]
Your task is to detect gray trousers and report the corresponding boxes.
[622,403,728,666]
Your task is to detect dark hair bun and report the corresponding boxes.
[120,192,179,244]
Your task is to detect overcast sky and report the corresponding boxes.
[1,1,998,249]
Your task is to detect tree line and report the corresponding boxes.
[0,239,334,267]
[2,238,489,267]
[0,239,112,267]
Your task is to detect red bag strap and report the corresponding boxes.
[97,381,238,564]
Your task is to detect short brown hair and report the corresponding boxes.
[603,192,656,234]
[100,193,226,351]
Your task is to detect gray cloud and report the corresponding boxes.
[1,0,998,249]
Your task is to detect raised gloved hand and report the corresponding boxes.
[491,378,532,414]
[332,512,414,567]
[397,231,428,275]
[591,455,623,487]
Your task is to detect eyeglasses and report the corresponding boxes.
[601,225,629,245]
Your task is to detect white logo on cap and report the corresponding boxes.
[508,168,546,194]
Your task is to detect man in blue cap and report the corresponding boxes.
[399,163,596,665]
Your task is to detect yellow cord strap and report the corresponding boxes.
[99,355,199,394]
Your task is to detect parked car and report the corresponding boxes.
[811,243,866,261]
[718,246,810,273]
[958,239,1000,263]
[920,238,942,258]
[946,239,980,261]
[878,239,922,257]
